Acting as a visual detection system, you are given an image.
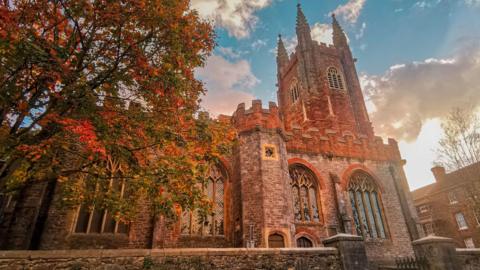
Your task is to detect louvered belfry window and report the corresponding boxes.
[348,171,387,239]
[181,165,225,236]
[327,67,345,90]
[289,165,321,223]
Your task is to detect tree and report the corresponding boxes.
[0,0,235,221]
[435,107,480,227]
[436,107,480,171]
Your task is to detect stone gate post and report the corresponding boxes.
[412,236,460,270]
[323,234,369,270]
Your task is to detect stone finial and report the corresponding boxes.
[277,35,289,70]
[332,13,348,48]
[296,3,312,48]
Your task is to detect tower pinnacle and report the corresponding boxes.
[332,14,348,47]
[277,34,289,70]
[296,3,312,49]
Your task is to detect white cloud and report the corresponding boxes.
[362,42,480,141]
[412,0,442,9]
[217,47,242,59]
[191,0,272,39]
[311,23,334,45]
[252,39,268,50]
[331,0,366,24]
[355,22,367,40]
[465,0,480,6]
[196,55,258,116]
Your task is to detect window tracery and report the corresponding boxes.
[348,171,387,239]
[289,165,321,223]
[327,67,345,90]
[181,165,225,236]
[74,159,129,234]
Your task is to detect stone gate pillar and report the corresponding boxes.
[323,234,369,270]
[412,236,460,270]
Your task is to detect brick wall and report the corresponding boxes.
[286,152,415,263]
[0,248,341,270]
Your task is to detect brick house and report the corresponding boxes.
[412,163,480,248]
[0,4,419,263]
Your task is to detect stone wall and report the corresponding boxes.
[457,248,480,270]
[286,152,415,263]
[0,248,341,270]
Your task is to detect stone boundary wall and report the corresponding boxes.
[0,248,341,270]
[457,248,480,270]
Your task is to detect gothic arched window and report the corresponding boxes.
[348,171,387,239]
[290,83,300,103]
[73,160,129,235]
[327,67,345,90]
[181,165,226,236]
[289,165,321,223]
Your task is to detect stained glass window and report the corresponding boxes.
[73,175,129,235]
[348,171,387,239]
[289,165,321,223]
[181,165,226,236]
[327,67,345,90]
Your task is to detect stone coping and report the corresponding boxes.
[412,235,455,245]
[322,233,363,245]
[0,248,338,259]
[456,248,480,255]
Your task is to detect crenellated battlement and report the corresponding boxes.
[231,100,283,133]
[284,126,402,161]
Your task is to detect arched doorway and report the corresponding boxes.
[268,233,285,248]
[296,236,313,248]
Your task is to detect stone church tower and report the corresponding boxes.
[230,4,420,260]
[0,4,419,265]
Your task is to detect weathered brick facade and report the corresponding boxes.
[412,163,480,248]
[0,4,419,265]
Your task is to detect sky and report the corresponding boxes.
[191,0,480,190]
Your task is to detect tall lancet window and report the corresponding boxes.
[327,67,345,90]
[181,165,225,236]
[290,82,300,103]
[348,171,387,239]
[289,165,321,223]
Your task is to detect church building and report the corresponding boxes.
[0,4,419,264]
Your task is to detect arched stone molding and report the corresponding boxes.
[287,158,326,189]
[340,164,385,193]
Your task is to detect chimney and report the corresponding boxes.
[431,166,446,183]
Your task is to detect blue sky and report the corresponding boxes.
[192,0,480,190]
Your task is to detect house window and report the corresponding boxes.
[291,83,300,103]
[448,191,458,204]
[289,165,321,223]
[423,222,434,235]
[465,238,475,248]
[268,233,285,248]
[181,165,226,236]
[455,212,468,230]
[297,236,313,248]
[327,67,345,90]
[348,171,387,239]
[74,177,129,234]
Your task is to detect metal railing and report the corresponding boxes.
[395,256,429,270]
